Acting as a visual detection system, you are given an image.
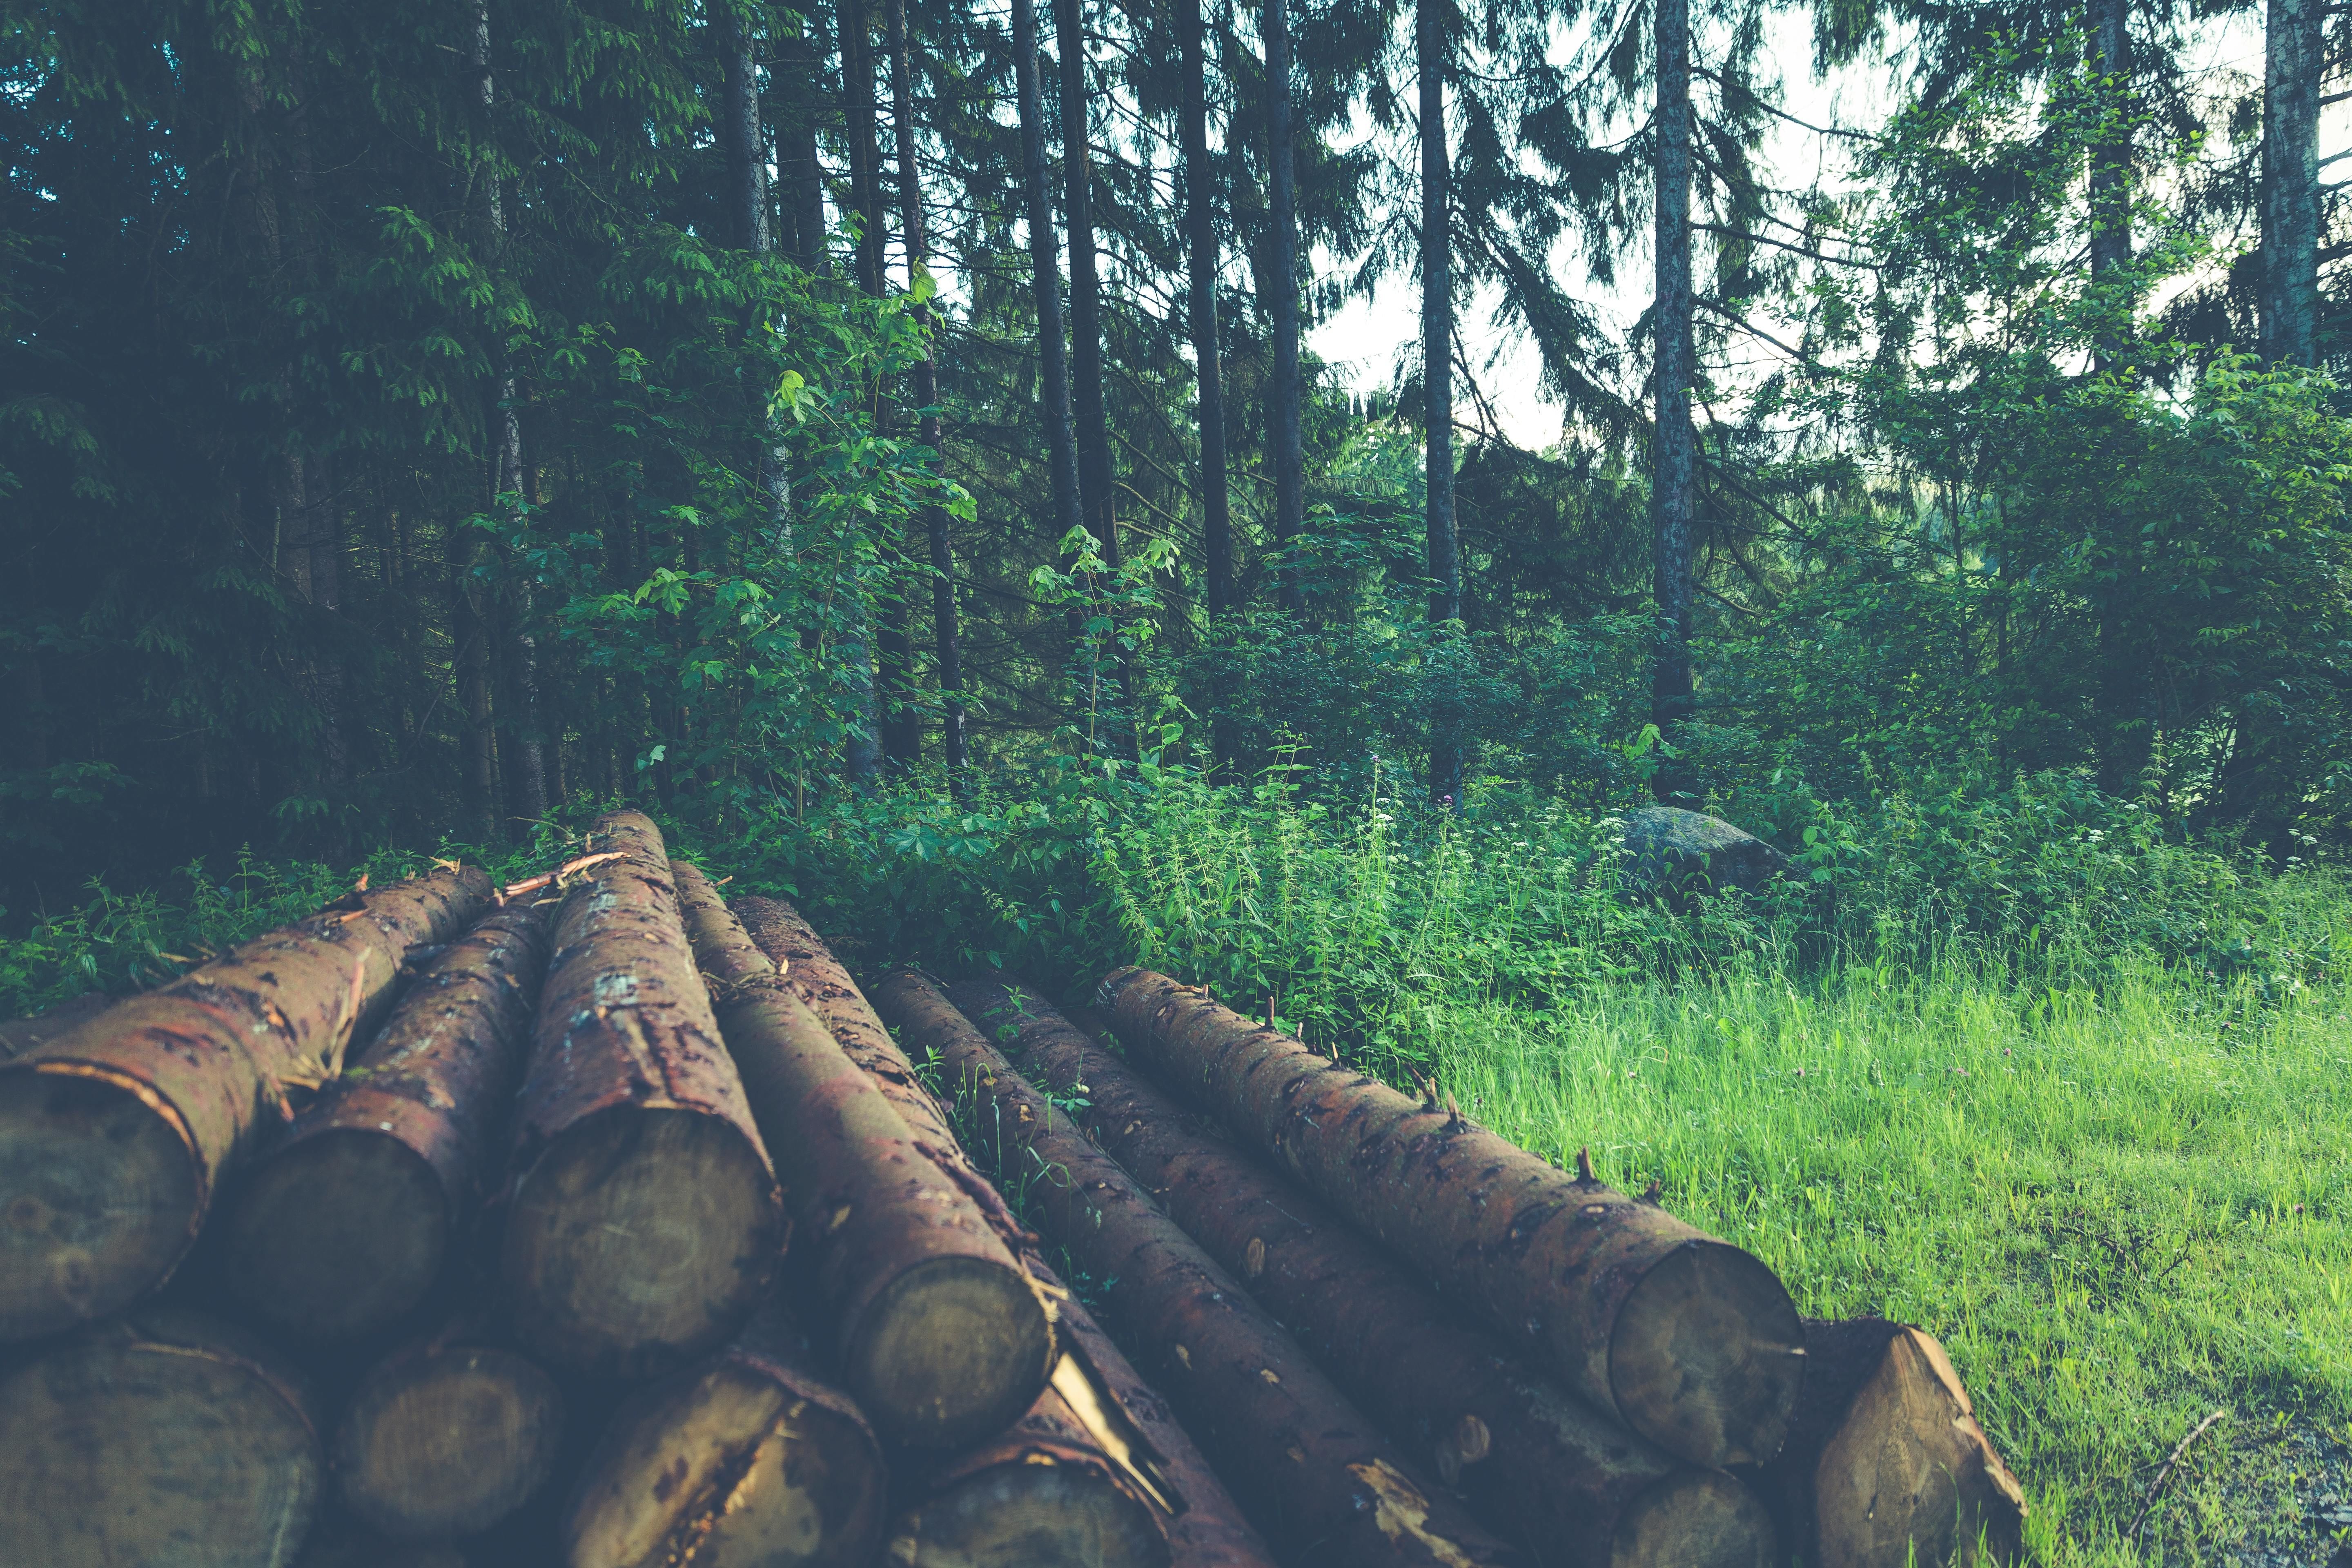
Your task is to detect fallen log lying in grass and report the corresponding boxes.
[875,969,1521,1568]
[334,1330,565,1541]
[959,982,1775,1568]
[1099,967,1804,1468]
[0,1307,323,1567]
[500,812,783,1379]
[1750,1319,2025,1568]
[561,1303,885,1568]
[0,864,491,1342]
[219,902,552,1343]
[673,864,1052,1448]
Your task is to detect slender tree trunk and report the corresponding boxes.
[1183,0,1237,775]
[2261,0,2321,367]
[719,4,767,254]
[2087,0,2132,374]
[889,0,966,777]
[1012,0,1091,648]
[452,528,498,840]
[1419,0,1462,809]
[1649,0,1697,803]
[1265,0,1305,613]
[477,2,546,831]
[837,0,887,787]
[783,16,829,269]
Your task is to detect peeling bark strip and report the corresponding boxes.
[220,902,552,1344]
[1098,969,1804,1468]
[335,1332,564,1541]
[562,1303,886,1568]
[0,1307,323,1567]
[0,865,491,1342]
[886,1372,1174,1568]
[873,971,1520,1568]
[1747,1319,2025,1568]
[1023,1253,1280,1568]
[962,984,1774,1568]
[673,865,1053,1449]
[499,811,783,1379]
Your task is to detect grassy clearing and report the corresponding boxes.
[1408,960,2352,1562]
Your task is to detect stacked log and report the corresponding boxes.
[672,864,1053,1448]
[218,902,552,1343]
[0,864,491,1341]
[955,980,1775,1568]
[875,968,1523,1568]
[1098,967,1806,1469]
[498,812,785,1379]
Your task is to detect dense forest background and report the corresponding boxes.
[4,0,2350,920]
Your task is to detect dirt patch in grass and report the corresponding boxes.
[2143,1413,2352,1566]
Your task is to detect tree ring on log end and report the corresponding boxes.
[336,1345,563,1540]
[0,1309,320,1567]
[848,1253,1057,1449]
[562,1357,884,1568]
[1608,1468,1778,1568]
[502,1106,782,1379]
[1608,1240,1804,1467]
[0,1065,203,1341]
[887,1461,1174,1568]
[219,1130,449,1344]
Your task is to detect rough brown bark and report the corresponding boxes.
[888,1376,1172,1568]
[1098,969,1803,1468]
[218,902,551,1344]
[334,1332,564,1541]
[499,811,783,1378]
[961,983,1776,1568]
[874,970,1521,1568]
[0,866,492,1342]
[672,864,1053,1448]
[562,1302,886,1568]
[0,1307,322,1566]
[1024,1255,1278,1568]
[1747,1319,2025,1568]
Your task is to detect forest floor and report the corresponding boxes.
[1414,957,2352,1564]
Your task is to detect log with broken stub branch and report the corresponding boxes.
[0,1307,323,1567]
[334,1327,565,1542]
[873,969,1521,1568]
[1747,1319,2025,1568]
[1098,968,1804,1469]
[0,865,492,1343]
[958,982,1776,1568]
[562,1301,886,1568]
[499,811,784,1379]
[672,863,1053,1448]
[1020,1253,1278,1568]
[218,902,553,1344]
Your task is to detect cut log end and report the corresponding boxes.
[1813,1328,2025,1568]
[849,1252,1057,1450]
[0,1065,202,1341]
[0,1309,321,1568]
[564,1356,885,1568]
[1608,1469,1778,1568]
[503,1105,784,1379]
[1610,1240,1805,1467]
[220,1130,449,1343]
[336,1344,563,1541]
[887,1461,1175,1568]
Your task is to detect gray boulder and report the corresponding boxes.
[1619,806,1792,903]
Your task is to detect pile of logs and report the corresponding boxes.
[0,809,2027,1568]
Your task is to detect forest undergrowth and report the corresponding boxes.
[4,760,2347,1564]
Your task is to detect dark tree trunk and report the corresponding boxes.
[451,534,499,842]
[837,0,887,787]
[718,3,768,254]
[889,0,966,777]
[1419,0,1461,809]
[2261,0,2321,367]
[2087,0,2132,374]
[1266,0,1305,614]
[1181,0,1236,774]
[1649,0,1697,803]
[1011,0,1091,630]
[782,15,829,269]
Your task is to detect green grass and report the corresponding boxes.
[1328,960,2351,1564]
